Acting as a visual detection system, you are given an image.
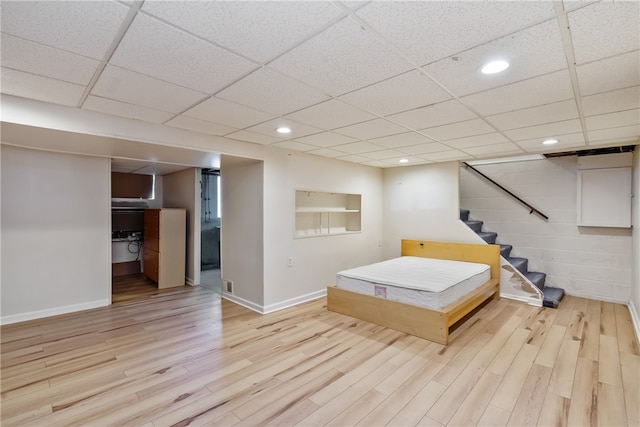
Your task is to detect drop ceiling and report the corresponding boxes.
[1,0,638,169]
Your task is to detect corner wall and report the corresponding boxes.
[460,156,633,303]
[1,145,111,324]
[382,161,484,259]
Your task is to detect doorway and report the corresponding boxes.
[200,169,221,294]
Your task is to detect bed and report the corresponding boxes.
[327,240,500,345]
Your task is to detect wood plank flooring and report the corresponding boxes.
[2,276,639,426]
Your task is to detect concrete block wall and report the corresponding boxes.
[460,156,633,303]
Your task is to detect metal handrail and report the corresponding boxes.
[462,162,549,221]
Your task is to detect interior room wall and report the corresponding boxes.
[382,161,483,260]
[631,146,640,337]
[261,149,384,311]
[163,168,200,286]
[460,155,634,303]
[0,145,111,324]
[220,156,264,308]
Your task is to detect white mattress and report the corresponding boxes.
[336,256,491,309]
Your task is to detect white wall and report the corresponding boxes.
[261,150,384,310]
[631,147,640,338]
[1,145,111,324]
[460,156,634,303]
[220,157,264,308]
[163,168,200,286]
[382,161,483,259]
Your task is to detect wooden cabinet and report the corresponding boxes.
[295,190,361,238]
[143,208,186,288]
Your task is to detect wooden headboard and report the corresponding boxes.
[401,240,500,282]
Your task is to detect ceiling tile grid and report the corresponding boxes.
[109,13,257,95]
[1,1,638,169]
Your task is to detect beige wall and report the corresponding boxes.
[1,145,111,324]
[631,146,640,338]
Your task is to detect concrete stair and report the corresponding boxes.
[460,209,564,308]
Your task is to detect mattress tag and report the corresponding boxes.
[374,285,387,298]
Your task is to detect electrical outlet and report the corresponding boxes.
[287,257,293,267]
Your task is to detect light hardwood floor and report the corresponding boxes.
[2,276,639,426]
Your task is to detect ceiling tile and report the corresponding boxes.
[0,67,84,106]
[285,99,376,130]
[269,16,412,96]
[582,86,640,116]
[462,142,524,157]
[399,142,453,155]
[388,99,477,130]
[576,50,640,96]
[369,132,436,149]
[92,66,206,113]
[245,118,323,140]
[110,14,256,94]
[307,148,347,158]
[362,160,393,168]
[585,109,640,131]
[356,1,555,65]
[1,34,99,85]
[420,149,472,162]
[0,1,129,59]
[183,97,275,129]
[444,133,510,149]
[377,156,431,167]
[334,119,409,140]
[226,130,283,145]
[216,68,330,116]
[588,125,640,143]
[420,119,495,141]
[293,132,358,148]
[332,141,384,155]
[562,1,599,13]
[486,99,579,131]
[461,70,575,116]
[141,1,343,63]
[516,132,586,152]
[568,1,640,64]
[504,119,583,141]
[362,149,409,160]
[338,70,452,116]
[422,20,566,97]
[165,115,238,136]
[336,154,371,163]
[84,96,174,124]
[271,141,317,152]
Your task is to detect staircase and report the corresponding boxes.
[460,209,565,308]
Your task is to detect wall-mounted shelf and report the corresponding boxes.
[295,190,361,238]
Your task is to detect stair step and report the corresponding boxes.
[543,286,565,309]
[508,257,528,274]
[500,244,512,258]
[460,209,470,222]
[525,271,546,289]
[465,220,483,232]
[477,231,497,244]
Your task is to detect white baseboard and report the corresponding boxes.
[263,289,327,314]
[1,298,111,325]
[628,299,640,346]
[185,277,196,286]
[563,290,627,305]
[500,292,543,307]
[221,289,327,315]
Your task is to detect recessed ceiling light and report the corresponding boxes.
[542,138,559,145]
[480,60,510,75]
[276,126,291,134]
[399,158,409,163]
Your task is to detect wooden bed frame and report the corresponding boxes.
[327,240,500,345]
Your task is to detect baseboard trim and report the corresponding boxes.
[628,299,640,346]
[500,292,543,307]
[0,298,111,326]
[185,277,196,286]
[263,289,327,314]
[221,289,328,315]
[221,293,264,314]
[563,290,627,305]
